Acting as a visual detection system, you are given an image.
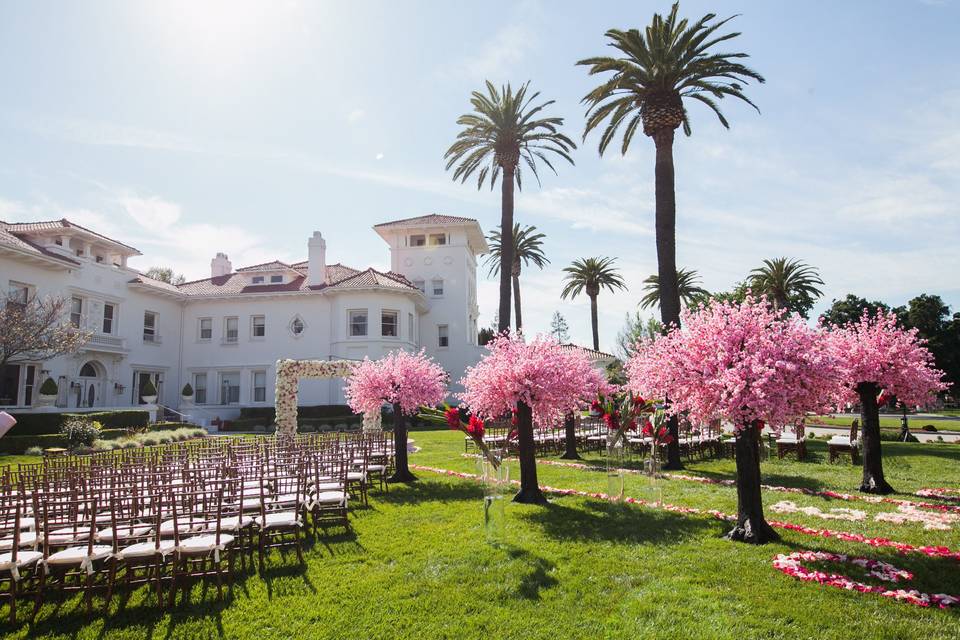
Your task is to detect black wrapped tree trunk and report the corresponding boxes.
[387,402,416,483]
[857,382,894,494]
[726,423,779,544]
[513,401,548,504]
[560,412,581,460]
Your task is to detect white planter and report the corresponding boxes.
[36,393,57,407]
[141,395,158,404]
[181,394,194,405]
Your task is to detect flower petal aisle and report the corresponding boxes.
[770,500,866,522]
[772,551,959,609]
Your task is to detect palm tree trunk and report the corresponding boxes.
[513,273,522,331]
[653,129,684,471]
[513,401,548,504]
[498,169,515,334]
[857,382,894,494]
[590,294,599,351]
[726,422,779,544]
[387,403,416,483]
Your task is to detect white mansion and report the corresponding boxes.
[0,214,488,422]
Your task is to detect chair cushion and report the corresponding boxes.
[218,515,256,532]
[46,527,90,545]
[177,534,234,554]
[46,545,113,566]
[313,491,347,506]
[96,525,152,542]
[115,540,175,559]
[0,550,42,571]
[313,482,344,492]
[255,511,301,528]
[159,519,202,536]
[0,531,38,550]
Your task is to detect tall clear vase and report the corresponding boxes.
[606,433,625,501]
[643,452,663,507]
[477,449,509,543]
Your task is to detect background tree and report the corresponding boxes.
[0,293,91,369]
[639,268,709,310]
[616,311,663,360]
[627,298,838,543]
[344,350,447,483]
[549,311,570,343]
[820,294,891,328]
[484,224,549,330]
[828,311,947,494]
[579,3,764,334]
[477,327,496,346]
[144,266,185,285]
[748,257,824,317]
[459,334,605,504]
[446,82,575,333]
[560,257,627,351]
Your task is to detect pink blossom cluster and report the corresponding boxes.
[344,349,447,416]
[772,551,958,609]
[458,333,607,424]
[915,488,960,504]
[626,297,838,430]
[827,310,948,405]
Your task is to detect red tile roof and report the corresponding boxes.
[373,214,478,228]
[2,218,140,253]
[559,343,616,362]
[175,262,419,298]
[0,221,81,266]
[235,260,305,274]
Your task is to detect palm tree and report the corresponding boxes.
[445,82,576,333]
[484,224,549,331]
[578,4,764,333]
[560,257,627,351]
[579,4,763,471]
[749,257,824,316]
[639,268,709,310]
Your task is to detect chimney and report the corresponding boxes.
[211,252,232,278]
[307,231,327,286]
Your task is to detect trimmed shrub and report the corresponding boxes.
[24,446,44,456]
[39,378,59,395]
[181,383,193,396]
[141,379,158,397]
[9,410,149,436]
[61,418,101,450]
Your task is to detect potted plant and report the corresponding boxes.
[37,378,59,406]
[180,382,194,404]
[140,378,158,404]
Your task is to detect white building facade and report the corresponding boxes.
[0,214,487,422]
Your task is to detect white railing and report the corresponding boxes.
[87,333,126,349]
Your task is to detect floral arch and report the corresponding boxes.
[274,359,381,436]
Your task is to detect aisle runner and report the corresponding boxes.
[463,455,960,514]
[413,463,960,561]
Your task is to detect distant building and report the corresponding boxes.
[0,214,487,421]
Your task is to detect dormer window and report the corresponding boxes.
[410,234,426,247]
[252,276,265,284]
[270,275,283,283]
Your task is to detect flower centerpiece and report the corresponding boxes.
[593,390,655,499]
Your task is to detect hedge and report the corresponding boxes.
[7,410,150,436]
[0,422,202,454]
[237,405,359,422]
[220,415,363,433]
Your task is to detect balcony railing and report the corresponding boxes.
[85,333,127,352]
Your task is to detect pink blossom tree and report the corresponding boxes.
[459,334,606,504]
[828,311,947,494]
[627,298,838,543]
[345,349,448,483]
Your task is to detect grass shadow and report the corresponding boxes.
[373,478,483,506]
[495,545,559,601]
[520,497,717,545]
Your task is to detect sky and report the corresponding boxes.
[1,0,958,354]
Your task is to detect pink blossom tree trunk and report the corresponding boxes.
[857,382,894,494]
[727,423,780,544]
[514,401,548,504]
[560,412,581,460]
[388,402,416,483]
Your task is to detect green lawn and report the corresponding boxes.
[811,415,960,431]
[1,429,959,639]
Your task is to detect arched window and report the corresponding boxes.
[79,362,98,378]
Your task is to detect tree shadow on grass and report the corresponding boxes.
[493,545,559,601]
[681,467,828,492]
[519,498,717,546]
[372,478,483,506]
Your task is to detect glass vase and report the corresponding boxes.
[605,433,625,501]
[642,454,663,507]
[477,449,509,543]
